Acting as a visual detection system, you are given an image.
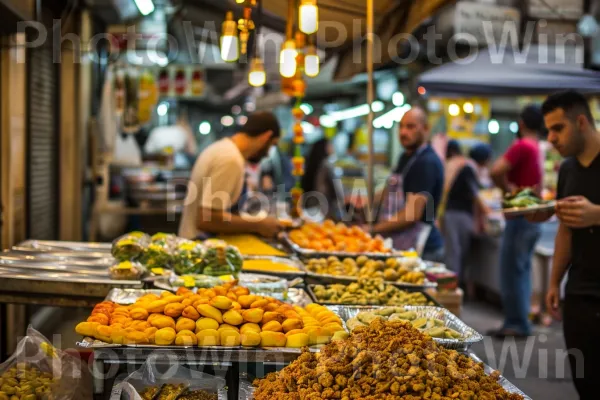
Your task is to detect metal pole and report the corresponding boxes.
[366,0,375,231]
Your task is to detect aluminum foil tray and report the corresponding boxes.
[105,288,167,304]
[305,271,437,290]
[15,240,112,252]
[469,352,532,400]
[242,255,307,278]
[0,252,114,267]
[280,234,403,260]
[77,336,324,354]
[326,305,483,350]
[306,283,442,307]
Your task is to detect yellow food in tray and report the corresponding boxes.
[242,259,300,273]
[217,234,286,256]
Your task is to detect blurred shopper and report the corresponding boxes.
[489,105,544,337]
[373,107,444,261]
[542,91,600,399]
[300,138,343,218]
[179,111,282,239]
[441,141,492,284]
[144,112,198,168]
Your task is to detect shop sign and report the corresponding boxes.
[528,0,583,21]
[428,97,491,142]
[454,2,521,45]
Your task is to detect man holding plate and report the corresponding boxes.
[541,90,600,399]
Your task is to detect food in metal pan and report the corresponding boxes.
[306,255,426,285]
[155,383,187,400]
[217,234,287,256]
[75,284,343,348]
[108,261,146,280]
[253,319,524,400]
[177,389,218,400]
[111,231,149,261]
[288,220,390,253]
[242,259,301,273]
[201,240,243,276]
[311,278,433,306]
[172,240,205,275]
[138,386,160,400]
[348,307,465,339]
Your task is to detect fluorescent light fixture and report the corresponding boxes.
[157,102,168,117]
[319,115,336,128]
[488,119,500,135]
[373,104,412,128]
[199,121,211,135]
[299,103,313,115]
[327,101,384,122]
[134,0,155,16]
[221,115,234,127]
[509,121,519,133]
[392,92,405,107]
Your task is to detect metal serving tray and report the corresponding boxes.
[304,271,437,290]
[280,233,403,260]
[0,268,142,297]
[105,288,167,304]
[306,283,441,307]
[242,256,307,278]
[15,240,112,252]
[0,252,114,267]
[326,305,483,350]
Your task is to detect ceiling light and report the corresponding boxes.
[488,119,500,135]
[221,115,234,127]
[319,115,336,128]
[509,121,519,133]
[463,102,474,114]
[301,121,315,134]
[157,102,168,117]
[134,0,155,16]
[248,57,266,87]
[418,86,427,95]
[448,104,460,116]
[279,39,297,78]
[392,92,405,107]
[199,121,211,135]
[299,0,318,35]
[373,104,412,128]
[220,12,239,62]
[304,45,319,77]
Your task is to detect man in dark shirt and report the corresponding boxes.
[372,107,444,260]
[542,91,600,399]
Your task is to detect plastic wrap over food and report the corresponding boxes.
[109,357,226,400]
[327,305,483,350]
[112,232,150,261]
[172,240,206,275]
[109,261,147,280]
[105,288,166,304]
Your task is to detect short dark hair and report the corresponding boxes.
[469,143,492,166]
[242,111,281,138]
[520,104,544,133]
[446,139,462,159]
[541,90,594,124]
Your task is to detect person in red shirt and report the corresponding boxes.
[489,105,544,337]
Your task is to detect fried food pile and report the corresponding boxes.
[253,319,523,400]
[289,221,390,253]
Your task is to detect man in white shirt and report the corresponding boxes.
[179,111,282,239]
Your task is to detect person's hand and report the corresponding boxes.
[545,285,561,321]
[556,196,600,228]
[254,217,282,238]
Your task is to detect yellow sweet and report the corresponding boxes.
[240,323,261,335]
[210,296,233,311]
[218,234,286,256]
[75,322,99,337]
[242,259,300,273]
[154,327,176,345]
[196,329,220,346]
[285,333,309,348]
[175,330,198,346]
[220,329,241,346]
[262,321,283,333]
[222,310,243,326]
[196,318,220,332]
[242,308,264,324]
[237,295,257,309]
[259,331,286,347]
[196,304,223,324]
[175,317,196,332]
[218,324,240,333]
[282,319,303,333]
[332,331,349,341]
[241,331,261,347]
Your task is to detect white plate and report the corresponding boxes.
[502,201,556,217]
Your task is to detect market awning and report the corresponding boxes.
[419,45,600,95]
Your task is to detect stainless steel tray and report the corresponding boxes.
[305,271,437,290]
[242,256,307,278]
[0,252,114,266]
[0,268,142,297]
[306,283,442,307]
[326,305,483,350]
[469,352,532,400]
[281,233,403,260]
[9,248,111,259]
[15,240,112,252]
[0,262,109,276]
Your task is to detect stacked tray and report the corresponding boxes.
[326,305,483,350]
[305,271,437,290]
[306,283,442,307]
[280,233,405,260]
[241,255,307,278]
